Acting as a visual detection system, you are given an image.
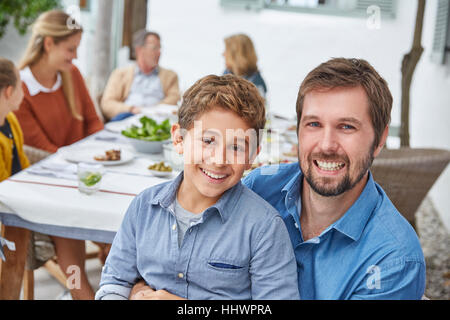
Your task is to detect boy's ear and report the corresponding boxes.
[171,123,184,155]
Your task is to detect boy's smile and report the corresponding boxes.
[173,106,259,213]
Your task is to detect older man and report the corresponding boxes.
[101,29,180,121]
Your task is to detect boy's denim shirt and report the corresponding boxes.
[96,172,300,300]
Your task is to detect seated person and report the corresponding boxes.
[96,74,299,300]
[101,29,181,121]
[14,10,105,300]
[223,33,267,99]
[0,57,30,260]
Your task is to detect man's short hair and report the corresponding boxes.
[296,58,393,148]
[178,74,266,144]
[132,29,161,52]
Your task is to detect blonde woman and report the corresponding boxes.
[223,34,267,98]
[14,10,104,300]
[15,10,103,153]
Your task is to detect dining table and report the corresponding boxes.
[0,108,298,299]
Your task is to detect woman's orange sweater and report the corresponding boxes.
[14,65,104,153]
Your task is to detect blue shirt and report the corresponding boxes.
[223,69,267,98]
[124,66,164,108]
[243,162,426,300]
[96,173,299,300]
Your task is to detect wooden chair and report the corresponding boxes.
[371,148,450,230]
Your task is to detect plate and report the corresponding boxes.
[147,169,174,178]
[59,145,135,166]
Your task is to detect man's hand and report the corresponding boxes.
[129,280,186,300]
[132,288,186,300]
[129,279,151,299]
[129,106,142,114]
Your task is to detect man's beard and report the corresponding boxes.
[299,145,375,197]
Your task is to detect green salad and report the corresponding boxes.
[121,116,171,141]
[80,172,102,187]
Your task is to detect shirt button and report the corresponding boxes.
[172,224,177,231]
[178,273,184,279]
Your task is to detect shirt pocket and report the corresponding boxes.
[189,257,251,298]
[207,259,247,272]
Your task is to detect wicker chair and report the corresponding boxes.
[22,145,51,165]
[371,148,450,230]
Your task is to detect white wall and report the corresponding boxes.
[147,0,450,229]
[0,0,448,229]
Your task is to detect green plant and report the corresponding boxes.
[0,0,60,39]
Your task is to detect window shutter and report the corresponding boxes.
[355,0,397,18]
[220,0,265,10]
[431,0,450,64]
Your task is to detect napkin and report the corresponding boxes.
[26,159,78,180]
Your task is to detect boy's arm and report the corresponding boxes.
[95,197,142,300]
[250,214,300,300]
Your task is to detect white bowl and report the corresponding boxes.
[148,169,173,178]
[123,136,169,154]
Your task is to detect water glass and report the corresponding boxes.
[77,162,104,195]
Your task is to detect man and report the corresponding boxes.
[243,58,426,299]
[129,58,426,300]
[101,29,180,121]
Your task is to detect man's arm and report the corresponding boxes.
[159,70,180,106]
[350,259,426,300]
[101,69,133,120]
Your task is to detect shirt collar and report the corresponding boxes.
[20,66,62,96]
[150,172,244,223]
[330,171,379,242]
[136,64,159,76]
[281,162,302,197]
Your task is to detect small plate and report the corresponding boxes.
[59,145,135,166]
[147,169,173,178]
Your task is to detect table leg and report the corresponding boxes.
[0,225,30,300]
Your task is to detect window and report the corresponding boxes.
[220,0,397,19]
[431,0,450,64]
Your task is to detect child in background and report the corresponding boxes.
[0,58,29,183]
[0,57,30,261]
[96,74,299,300]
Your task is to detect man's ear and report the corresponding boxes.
[171,123,184,154]
[373,126,389,158]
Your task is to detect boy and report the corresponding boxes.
[96,74,299,300]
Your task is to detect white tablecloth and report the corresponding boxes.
[0,131,176,241]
